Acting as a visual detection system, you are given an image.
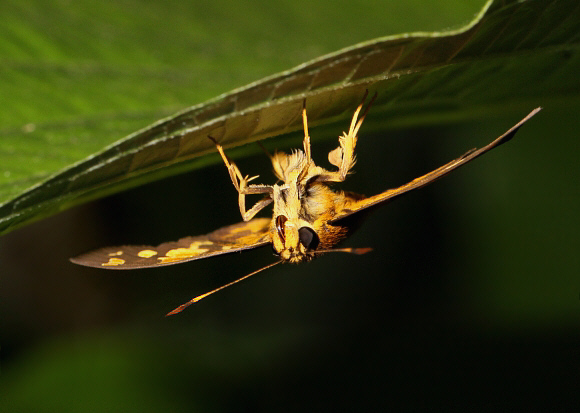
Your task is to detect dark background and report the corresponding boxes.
[1,0,579,411]
[2,106,578,411]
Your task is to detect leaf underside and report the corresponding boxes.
[1,0,579,235]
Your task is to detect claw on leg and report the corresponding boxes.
[208,136,274,221]
[323,90,378,182]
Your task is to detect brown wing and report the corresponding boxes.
[70,218,272,269]
[331,108,541,223]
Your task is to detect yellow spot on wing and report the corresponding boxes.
[229,219,267,234]
[102,257,125,266]
[218,220,271,245]
[158,240,213,264]
[108,251,123,256]
[138,249,158,258]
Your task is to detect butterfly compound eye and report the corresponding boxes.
[275,215,288,243]
[298,227,319,250]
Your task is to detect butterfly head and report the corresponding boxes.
[271,214,320,263]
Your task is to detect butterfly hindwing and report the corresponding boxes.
[70,218,272,269]
[331,108,541,223]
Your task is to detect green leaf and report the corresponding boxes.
[1,0,579,236]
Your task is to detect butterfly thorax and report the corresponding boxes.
[268,149,357,263]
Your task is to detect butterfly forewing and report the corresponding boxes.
[71,218,272,269]
[330,107,541,223]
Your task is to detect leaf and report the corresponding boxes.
[1,0,579,236]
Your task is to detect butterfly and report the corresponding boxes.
[71,91,541,315]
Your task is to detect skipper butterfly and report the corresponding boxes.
[71,92,540,315]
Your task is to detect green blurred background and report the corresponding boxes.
[1,0,578,411]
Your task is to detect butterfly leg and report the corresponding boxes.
[319,91,377,183]
[210,137,274,221]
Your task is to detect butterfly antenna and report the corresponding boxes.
[166,260,283,316]
[312,247,373,255]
